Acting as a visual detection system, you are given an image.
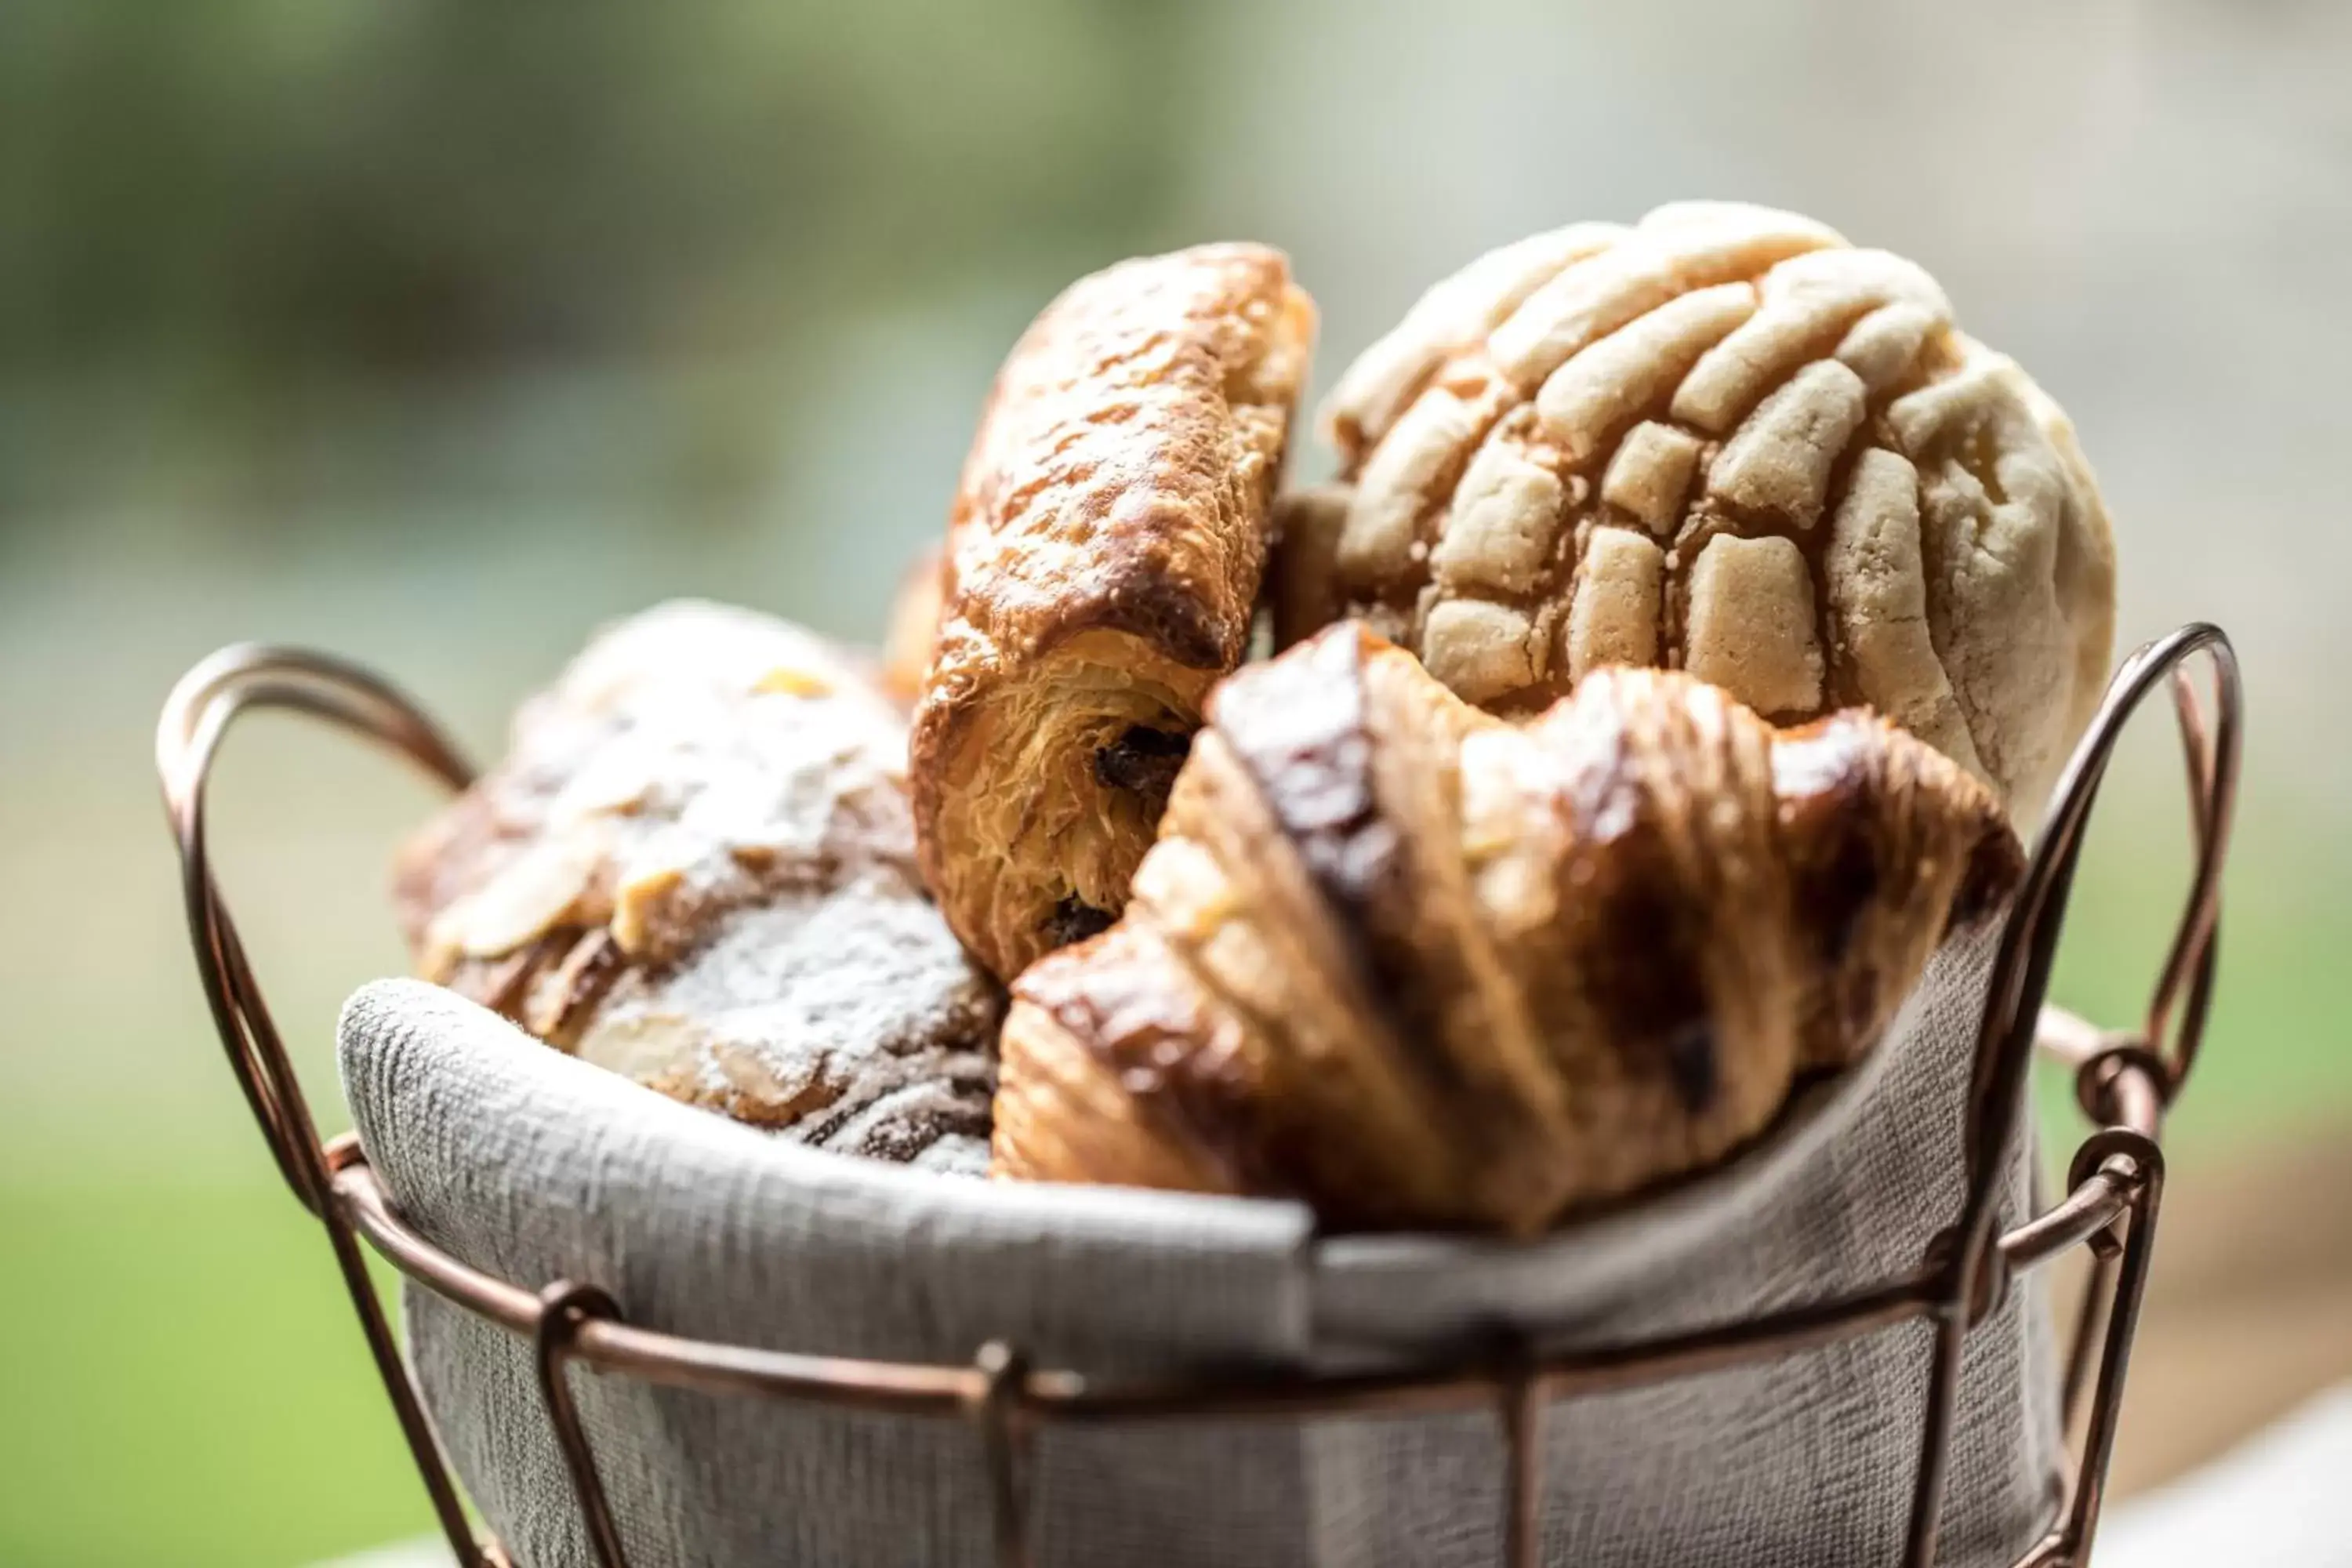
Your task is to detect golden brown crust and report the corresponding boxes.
[394,601,1000,1171]
[992,623,2019,1232]
[911,245,1316,981]
[1279,201,2116,833]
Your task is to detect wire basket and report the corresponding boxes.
[155,623,2240,1568]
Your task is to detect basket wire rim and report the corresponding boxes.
[157,622,2241,1568]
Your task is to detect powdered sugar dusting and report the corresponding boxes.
[393,601,999,1167]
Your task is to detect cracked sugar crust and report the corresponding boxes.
[1286,201,2117,830]
[391,600,999,1164]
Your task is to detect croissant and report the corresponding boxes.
[394,601,1000,1171]
[1276,201,2114,831]
[911,244,1316,980]
[992,623,2021,1232]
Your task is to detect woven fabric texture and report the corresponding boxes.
[338,916,2060,1567]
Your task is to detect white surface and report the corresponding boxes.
[2093,1382,2352,1567]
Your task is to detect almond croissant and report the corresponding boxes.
[394,601,1000,1171]
[992,623,2020,1232]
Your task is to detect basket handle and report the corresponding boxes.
[1955,623,2239,1280]
[156,644,484,1566]
[1905,622,2240,1568]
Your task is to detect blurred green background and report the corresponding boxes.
[3,2,2348,1563]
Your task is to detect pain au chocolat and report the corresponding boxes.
[1275,201,2115,831]
[910,245,1316,981]
[394,601,1000,1172]
[991,623,2020,1233]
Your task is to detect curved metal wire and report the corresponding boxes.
[158,645,474,1211]
[157,646,484,1566]
[1904,623,2238,1566]
[535,1282,631,1568]
[1959,625,2238,1239]
[158,624,2240,1568]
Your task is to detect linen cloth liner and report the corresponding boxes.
[339,916,2061,1567]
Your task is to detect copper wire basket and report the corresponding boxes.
[156,622,2241,1568]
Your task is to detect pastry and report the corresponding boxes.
[393,601,1000,1172]
[991,623,2020,1232]
[911,244,1316,980]
[1279,201,2115,830]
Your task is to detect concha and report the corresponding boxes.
[1275,201,2116,829]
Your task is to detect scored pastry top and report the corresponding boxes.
[933,243,1314,681]
[1279,201,2115,830]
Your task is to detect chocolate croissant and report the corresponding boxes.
[911,245,1316,981]
[992,623,2020,1231]
[394,601,1000,1172]
[1279,201,2115,831]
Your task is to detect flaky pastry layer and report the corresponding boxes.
[912,244,1316,980]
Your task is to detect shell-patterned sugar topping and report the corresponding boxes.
[1283,201,2117,830]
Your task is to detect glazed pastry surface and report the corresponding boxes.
[1280,201,2114,830]
[992,624,2020,1232]
[912,244,1316,980]
[394,601,1000,1171]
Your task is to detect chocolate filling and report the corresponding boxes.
[1094,724,1192,805]
[1044,895,1116,948]
[1662,1018,1721,1116]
